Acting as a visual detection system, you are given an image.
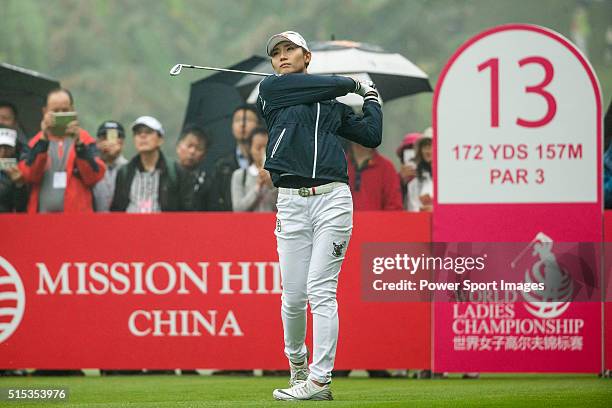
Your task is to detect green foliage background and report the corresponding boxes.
[1,0,611,162]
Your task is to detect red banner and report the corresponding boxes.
[0,212,431,370]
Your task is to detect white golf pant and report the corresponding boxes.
[275,183,353,384]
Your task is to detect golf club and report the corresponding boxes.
[170,63,271,77]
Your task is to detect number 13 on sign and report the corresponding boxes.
[478,56,557,128]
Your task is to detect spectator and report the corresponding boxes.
[347,142,403,211]
[407,135,433,212]
[0,101,26,147]
[110,116,192,212]
[396,132,421,209]
[231,127,277,212]
[175,125,212,211]
[0,126,27,212]
[0,102,17,127]
[18,88,106,213]
[93,121,128,212]
[0,102,27,191]
[209,104,260,211]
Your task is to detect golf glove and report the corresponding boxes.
[353,79,379,102]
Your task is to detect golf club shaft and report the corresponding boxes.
[171,64,271,77]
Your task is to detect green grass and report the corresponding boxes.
[0,374,610,407]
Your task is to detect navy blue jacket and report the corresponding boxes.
[257,73,382,186]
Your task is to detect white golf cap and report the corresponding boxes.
[0,127,17,147]
[131,115,165,136]
[266,31,310,56]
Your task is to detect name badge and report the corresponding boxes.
[138,199,153,213]
[53,172,67,189]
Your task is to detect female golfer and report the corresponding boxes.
[258,31,382,401]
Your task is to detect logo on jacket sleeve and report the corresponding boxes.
[332,241,347,258]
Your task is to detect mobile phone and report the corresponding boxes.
[403,148,416,166]
[52,112,78,127]
[0,158,17,171]
[106,129,119,143]
[49,112,77,136]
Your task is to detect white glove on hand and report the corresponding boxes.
[353,79,380,102]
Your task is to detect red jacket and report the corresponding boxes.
[19,130,106,213]
[347,150,403,211]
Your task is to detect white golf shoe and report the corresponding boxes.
[288,357,309,387]
[273,379,333,401]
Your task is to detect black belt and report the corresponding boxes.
[275,175,335,189]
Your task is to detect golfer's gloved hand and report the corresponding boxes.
[353,79,379,102]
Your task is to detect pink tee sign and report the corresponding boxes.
[432,24,603,372]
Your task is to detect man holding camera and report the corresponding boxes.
[18,88,106,213]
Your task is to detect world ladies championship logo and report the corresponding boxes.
[0,256,25,344]
[519,233,573,319]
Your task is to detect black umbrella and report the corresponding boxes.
[0,63,60,138]
[181,56,267,173]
